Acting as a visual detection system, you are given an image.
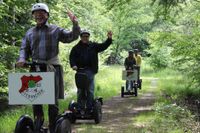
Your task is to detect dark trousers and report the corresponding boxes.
[77,69,94,110]
[138,67,140,80]
[33,102,58,132]
[31,65,60,133]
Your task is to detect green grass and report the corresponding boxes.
[94,65,123,100]
[0,106,32,133]
[141,59,155,77]
[133,61,199,133]
[141,59,200,99]
[132,103,197,133]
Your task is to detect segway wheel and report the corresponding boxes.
[68,101,77,123]
[14,115,34,133]
[121,86,124,98]
[134,86,138,97]
[55,117,71,133]
[94,101,102,124]
[70,115,76,124]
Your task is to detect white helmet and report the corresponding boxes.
[80,29,90,37]
[32,3,49,14]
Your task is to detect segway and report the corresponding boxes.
[15,114,72,133]
[68,68,103,124]
[10,62,71,133]
[121,66,140,97]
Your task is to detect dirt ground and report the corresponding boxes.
[72,79,158,133]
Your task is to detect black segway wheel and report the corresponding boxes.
[55,117,71,133]
[134,86,138,97]
[68,101,77,123]
[14,115,34,133]
[69,115,76,124]
[121,86,124,98]
[94,101,102,124]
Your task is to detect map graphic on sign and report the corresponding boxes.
[19,75,44,102]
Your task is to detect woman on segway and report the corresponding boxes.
[124,50,136,91]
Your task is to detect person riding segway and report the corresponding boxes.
[134,49,142,89]
[15,3,80,132]
[121,50,139,97]
[68,30,113,123]
[124,50,136,91]
[12,62,72,133]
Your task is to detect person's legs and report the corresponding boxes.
[85,70,95,110]
[33,105,44,131]
[32,66,45,131]
[126,80,128,91]
[48,68,59,133]
[126,80,133,91]
[138,67,140,80]
[131,80,134,90]
[77,88,86,110]
[48,101,58,133]
[137,67,141,88]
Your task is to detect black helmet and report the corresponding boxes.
[80,30,90,37]
[128,50,133,54]
[134,49,138,52]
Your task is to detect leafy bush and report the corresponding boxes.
[150,103,198,133]
[0,46,18,90]
[147,46,171,69]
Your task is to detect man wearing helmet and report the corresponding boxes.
[69,30,112,112]
[134,49,142,66]
[16,3,80,133]
[134,49,142,88]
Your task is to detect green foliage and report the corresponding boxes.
[94,65,123,99]
[147,46,171,69]
[105,0,155,62]
[104,0,132,10]
[0,46,18,89]
[54,0,112,41]
[0,0,35,46]
[0,105,33,133]
[155,103,191,121]
[148,1,200,89]
[133,66,199,133]
[130,39,150,56]
[0,63,8,89]
[159,73,200,100]
[151,0,188,20]
[170,31,200,86]
[0,46,18,68]
[149,103,197,133]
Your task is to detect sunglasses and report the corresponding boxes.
[81,35,89,38]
